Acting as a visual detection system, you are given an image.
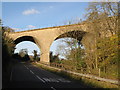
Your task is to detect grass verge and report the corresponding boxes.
[32,62,119,89]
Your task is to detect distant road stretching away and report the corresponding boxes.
[6,61,90,89]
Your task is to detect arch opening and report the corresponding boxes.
[50,30,87,70]
[49,30,102,75]
[13,36,41,62]
[50,37,85,60]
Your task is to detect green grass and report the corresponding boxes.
[32,62,119,89]
[51,61,118,80]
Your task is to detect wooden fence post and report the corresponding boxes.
[99,68,101,77]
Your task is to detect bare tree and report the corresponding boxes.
[85,2,118,36]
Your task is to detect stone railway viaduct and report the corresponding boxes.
[8,23,97,64]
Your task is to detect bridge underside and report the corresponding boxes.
[55,31,86,41]
[14,36,35,44]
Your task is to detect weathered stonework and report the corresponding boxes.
[8,23,99,64]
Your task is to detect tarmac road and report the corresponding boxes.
[6,61,90,89]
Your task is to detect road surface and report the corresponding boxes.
[6,62,90,89]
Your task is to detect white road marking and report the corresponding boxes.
[24,64,70,84]
[57,78,71,83]
[24,65,29,70]
[36,75,46,83]
[43,78,51,82]
[51,87,56,90]
[43,78,59,82]
[30,70,34,74]
[42,78,71,83]
[49,78,59,82]
[24,65,27,68]
[24,65,45,83]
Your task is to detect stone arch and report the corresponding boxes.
[14,36,36,44]
[49,30,96,62]
[13,35,41,60]
[55,30,86,45]
[14,35,41,48]
[8,26,96,64]
[49,30,87,62]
